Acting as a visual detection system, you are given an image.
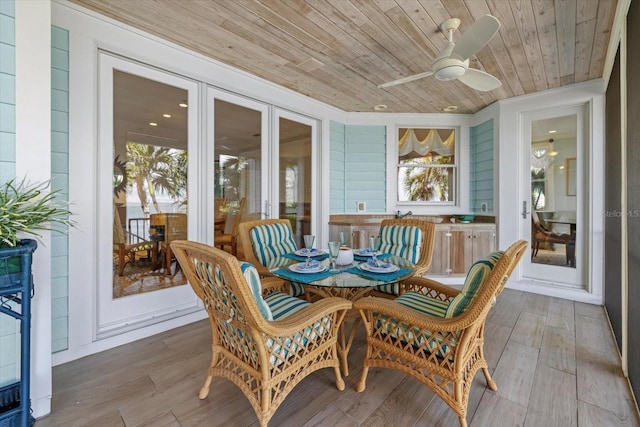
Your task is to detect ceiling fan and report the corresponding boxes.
[378,15,502,92]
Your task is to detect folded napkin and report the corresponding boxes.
[284,252,329,262]
[367,258,391,268]
[353,252,391,262]
[358,247,374,254]
[297,259,320,269]
[299,248,318,254]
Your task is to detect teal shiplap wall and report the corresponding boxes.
[0,0,15,182]
[329,121,345,213]
[51,26,70,353]
[0,0,16,386]
[470,119,494,214]
[330,122,386,213]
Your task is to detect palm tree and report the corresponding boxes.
[126,143,186,215]
[401,156,451,201]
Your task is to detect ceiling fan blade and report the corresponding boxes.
[458,68,501,91]
[378,70,434,88]
[450,15,500,61]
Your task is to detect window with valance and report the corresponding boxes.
[397,127,457,203]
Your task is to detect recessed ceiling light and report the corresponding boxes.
[442,105,458,112]
[373,104,387,111]
[178,102,188,108]
[559,165,565,170]
[549,150,558,156]
[149,122,158,126]
[549,130,557,134]
[162,113,172,118]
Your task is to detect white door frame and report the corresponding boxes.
[272,109,321,244]
[518,104,587,289]
[96,53,201,339]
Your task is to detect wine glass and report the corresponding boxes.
[369,236,380,266]
[339,231,348,247]
[303,234,315,265]
[328,241,340,270]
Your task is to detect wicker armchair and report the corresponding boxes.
[113,206,154,276]
[170,240,351,427]
[353,240,527,427]
[369,218,436,297]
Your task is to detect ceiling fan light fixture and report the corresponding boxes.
[434,65,466,81]
[373,104,388,111]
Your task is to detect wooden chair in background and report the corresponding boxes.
[112,205,154,276]
[215,197,245,256]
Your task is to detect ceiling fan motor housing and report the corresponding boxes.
[433,57,468,81]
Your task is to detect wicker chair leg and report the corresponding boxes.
[458,415,468,427]
[356,365,369,392]
[118,250,126,276]
[334,366,345,391]
[482,367,497,390]
[199,375,213,399]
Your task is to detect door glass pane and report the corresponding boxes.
[279,118,312,248]
[112,70,188,297]
[530,115,577,268]
[214,99,262,252]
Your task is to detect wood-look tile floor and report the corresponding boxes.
[35,288,640,427]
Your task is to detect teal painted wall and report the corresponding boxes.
[0,0,15,182]
[330,123,386,213]
[329,121,345,213]
[344,125,386,213]
[0,0,16,387]
[470,119,494,214]
[50,26,70,353]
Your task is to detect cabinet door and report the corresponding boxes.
[449,230,471,275]
[426,228,450,275]
[472,228,496,259]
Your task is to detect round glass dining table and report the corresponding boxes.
[269,253,416,376]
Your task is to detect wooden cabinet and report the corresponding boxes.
[427,224,497,276]
[329,222,380,249]
[329,216,496,277]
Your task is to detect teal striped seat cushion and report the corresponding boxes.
[249,223,298,267]
[263,291,331,366]
[375,312,457,360]
[395,291,450,318]
[445,251,504,318]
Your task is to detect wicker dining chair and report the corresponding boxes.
[368,218,436,297]
[215,197,245,256]
[353,240,527,427]
[170,240,351,427]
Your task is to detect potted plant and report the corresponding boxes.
[0,178,74,426]
[0,178,75,272]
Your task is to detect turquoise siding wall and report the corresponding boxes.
[51,26,70,353]
[329,123,386,213]
[329,121,345,213]
[0,0,16,386]
[344,125,386,213]
[470,119,494,214]
[0,0,15,182]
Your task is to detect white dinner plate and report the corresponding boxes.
[358,262,399,273]
[294,248,324,257]
[289,262,326,274]
[353,249,383,257]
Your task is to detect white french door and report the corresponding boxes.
[97,53,201,338]
[519,105,587,288]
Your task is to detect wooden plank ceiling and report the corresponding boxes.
[70,0,617,114]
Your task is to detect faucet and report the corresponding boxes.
[396,210,412,219]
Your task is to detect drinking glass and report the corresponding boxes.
[303,234,315,265]
[369,236,380,266]
[328,241,340,270]
[339,231,348,247]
